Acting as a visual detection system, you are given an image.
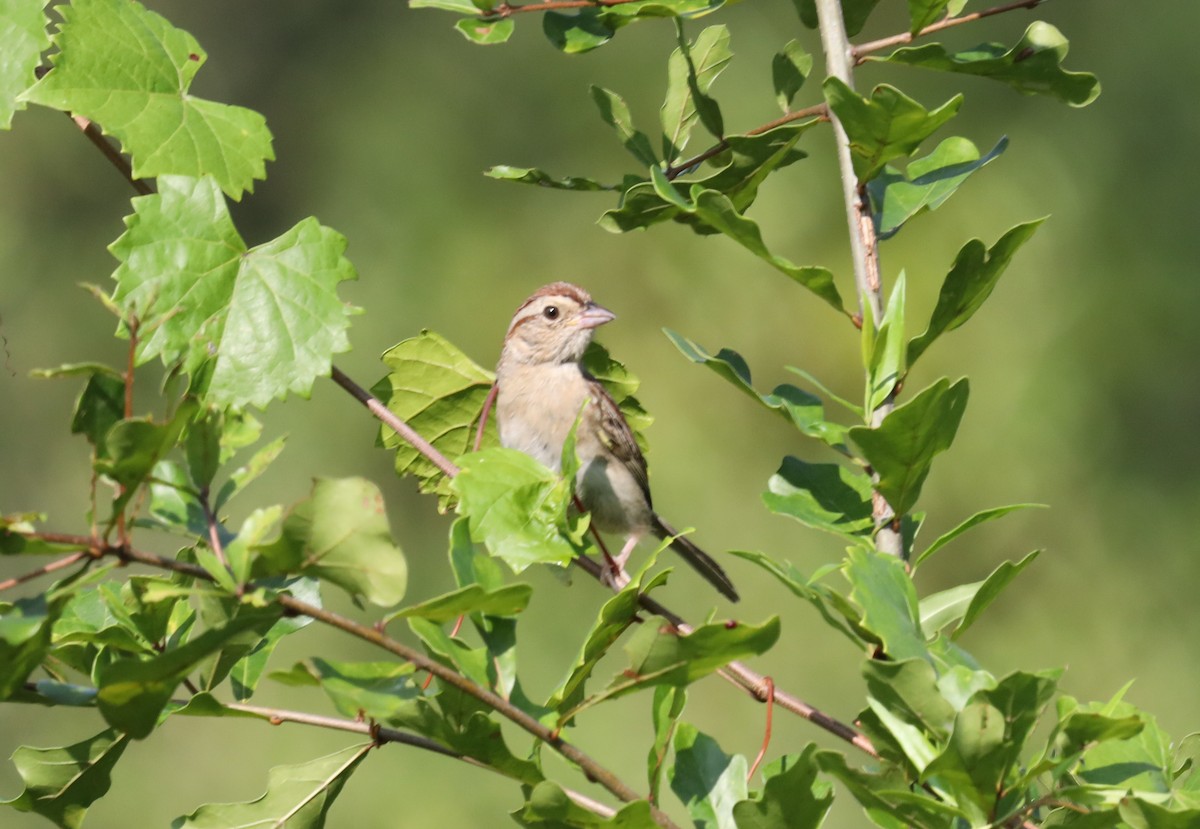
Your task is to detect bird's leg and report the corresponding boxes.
[599,535,636,592]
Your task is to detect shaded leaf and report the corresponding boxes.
[649,686,686,803]
[868,136,1007,238]
[661,24,730,161]
[22,0,273,198]
[68,370,124,453]
[823,79,962,183]
[372,330,495,509]
[0,728,130,829]
[670,724,746,829]
[878,22,1101,107]
[109,175,358,408]
[772,40,812,113]
[906,0,953,34]
[732,746,833,829]
[171,743,371,829]
[253,477,407,607]
[515,780,658,828]
[385,582,532,625]
[664,331,847,450]
[545,9,614,54]
[591,85,657,165]
[0,594,67,699]
[762,456,873,542]
[455,16,513,44]
[228,576,319,700]
[791,0,882,36]
[849,377,969,516]
[907,221,1042,365]
[96,606,281,738]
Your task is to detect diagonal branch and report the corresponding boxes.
[854,0,1049,60]
[482,0,640,19]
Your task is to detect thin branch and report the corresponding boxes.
[854,0,1048,60]
[483,0,641,20]
[0,551,90,593]
[665,104,829,181]
[31,533,676,828]
[746,676,774,780]
[69,113,154,197]
[814,0,903,559]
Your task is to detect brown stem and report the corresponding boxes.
[665,104,829,180]
[854,0,1048,60]
[483,0,640,20]
[68,113,154,196]
[0,551,90,593]
[746,676,774,780]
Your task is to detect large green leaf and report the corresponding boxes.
[732,746,833,829]
[849,377,969,516]
[823,79,962,183]
[661,24,730,162]
[592,85,657,165]
[451,447,583,574]
[845,547,926,662]
[109,175,358,408]
[0,0,49,129]
[372,330,495,509]
[385,582,532,625]
[907,221,1042,365]
[277,658,421,722]
[669,724,747,829]
[877,22,1100,107]
[547,581,644,714]
[0,728,130,829]
[22,0,273,198]
[762,456,873,542]
[868,136,1007,238]
[171,743,371,829]
[664,331,848,450]
[253,477,408,607]
[96,606,281,738]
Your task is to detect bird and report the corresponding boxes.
[494,281,739,601]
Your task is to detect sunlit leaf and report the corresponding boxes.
[0,728,130,829]
[669,724,747,829]
[762,456,873,541]
[385,582,532,625]
[845,548,926,662]
[455,16,513,44]
[732,746,833,829]
[772,39,812,113]
[22,0,273,198]
[0,0,49,130]
[661,24,730,161]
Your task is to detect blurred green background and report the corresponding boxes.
[2,1,1198,826]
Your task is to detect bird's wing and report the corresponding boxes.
[586,376,652,507]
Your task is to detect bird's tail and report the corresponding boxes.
[652,515,739,602]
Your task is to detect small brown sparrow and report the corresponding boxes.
[495,282,739,601]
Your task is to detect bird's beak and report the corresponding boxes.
[578,303,616,329]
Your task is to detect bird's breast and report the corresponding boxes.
[496,362,591,472]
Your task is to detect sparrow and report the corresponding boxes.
[494,282,738,601]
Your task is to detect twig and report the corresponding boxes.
[746,676,774,780]
[30,533,676,828]
[0,551,90,593]
[665,104,829,180]
[854,0,1048,60]
[68,113,154,197]
[482,0,640,20]
[813,0,903,559]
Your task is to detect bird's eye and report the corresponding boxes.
[543,306,559,320]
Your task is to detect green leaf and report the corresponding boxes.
[0,594,67,699]
[907,221,1043,365]
[1,728,130,829]
[485,165,617,191]
[732,746,833,829]
[791,0,881,36]
[581,341,653,451]
[0,0,49,130]
[454,16,513,44]
[823,79,962,183]
[867,271,906,412]
[771,40,812,114]
[94,402,195,504]
[592,85,657,165]
[868,136,1007,238]
[51,365,122,450]
[850,377,969,516]
[547,580,645,714]
[109,175,358,408]
[950,550,1039,639]
[845,548,926,662]
[385,582,532,625]
[96,606,281,738]
[649,686,686,803]
[227,576,318,700]
[372,330,495,509]
[610,616,780,697]
[664,331,848,450]
[877,22,1101,107]
[862,658,955,742]
[515,780,657,827]
[22,0,273,199]
[762,456,873,542]
[409,0,479,11]
[608,182,841,311]
[544,10,614,54]
[171,743,371,829]
[451,447,582,573]
[914,502,1043,567]
[817,749,968,828]
[253,477,407,607]
[289,658,421,722]
[906,0,953,34]
[1119,799,1200,829]
[669,723,747,829]
[661,24,731,162]
[214,435,287,511]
